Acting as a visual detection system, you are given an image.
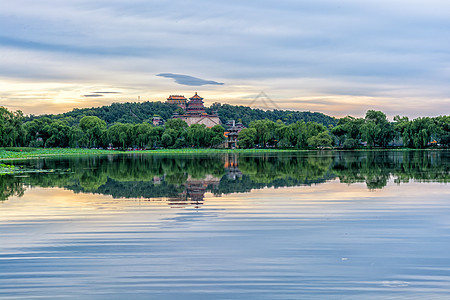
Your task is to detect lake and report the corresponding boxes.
[1,150,449,299]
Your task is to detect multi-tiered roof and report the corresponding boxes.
[167,95,187,110]
[186,92,206,115]
[168,93,221,127]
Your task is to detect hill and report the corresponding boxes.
[206,103,336,127]
[26,101,178,126]
[26,101,337,127]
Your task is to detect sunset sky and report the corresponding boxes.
[1,0,449,119]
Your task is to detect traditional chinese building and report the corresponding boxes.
[170,93,221,127]
[186,92,206,115]
[167,95,187,110]
[224,120,239,148]
[225,120,245,133]
[222,120,246,149]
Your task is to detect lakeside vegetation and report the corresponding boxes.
[0,147,311,161]
[1,104,449,150]
[2,146,448,162]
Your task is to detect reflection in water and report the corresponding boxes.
[0,175,25,201]
[0,150,449,204]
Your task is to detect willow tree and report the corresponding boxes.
[0,107,24,147]
[79,116,107,148]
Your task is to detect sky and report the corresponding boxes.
[1,0,450,119]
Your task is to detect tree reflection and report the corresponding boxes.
[0,175,25,201]
[0,150,448,203]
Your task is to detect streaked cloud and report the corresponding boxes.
[82,94,103,98]
[81,91,122,97]
[91,91,121,94]
[157,73,224,86]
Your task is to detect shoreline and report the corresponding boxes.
[0,148,305,161]
[0,147,446,162]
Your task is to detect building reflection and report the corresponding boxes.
[166,154,240,208]
[166,175,220,208]
[224,153,242,180]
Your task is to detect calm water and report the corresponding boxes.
[1,150,449,299]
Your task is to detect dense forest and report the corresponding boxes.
[1,104,449,149]
[25,101,337,127]
[205,103,337,127]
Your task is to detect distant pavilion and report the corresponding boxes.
[167,95,187,110]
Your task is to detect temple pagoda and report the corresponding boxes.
[168,93,221,128]
[186,92,206,115]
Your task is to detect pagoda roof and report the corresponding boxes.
[189,92,203,100]
[167,95,187,100]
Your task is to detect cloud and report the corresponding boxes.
[82,94,103,97]
[91,91,121,94]
[156,73,224,86]
[1,0,450,118]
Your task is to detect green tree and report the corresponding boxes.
[79,116,107,148]
[0,107,24,147]
[186,124,210,147]
[163,119,188,148]
[361,110,394,147]
[291,121,308,148]
[210,125,225,147]
[68,127,84,148]
[275,124,295,148]
[238,128,257,148]
[361,121,379,147]
[435,116,450,147]
[45,120,72,148]
[107,123,132,149]
[165,118,188,132]
[249,119,278,147]
[342,138,358,149]
[133,123,153,148]
[402,117,436,148]
[161,129,177,148]
[331,116,364,146]
[149,126,164,148]
[305,122,328,139]
[23,117,53,147]
[307,131,333,148]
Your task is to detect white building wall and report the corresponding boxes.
[179,116,221,127]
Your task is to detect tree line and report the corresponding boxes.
[19,116,225,149]
[238,110,449,149]
[1,106,449,149]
